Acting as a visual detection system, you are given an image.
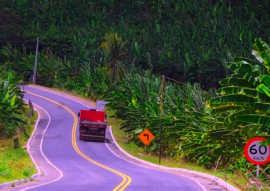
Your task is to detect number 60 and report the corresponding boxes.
[250,144,267,155]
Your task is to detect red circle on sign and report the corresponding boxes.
[244,137,270,165]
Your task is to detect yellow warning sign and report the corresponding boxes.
[138,128,155,145]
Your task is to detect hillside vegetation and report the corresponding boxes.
[0,0,270,189]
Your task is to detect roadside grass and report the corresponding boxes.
[106,111,248,190]
[0,106,37,184]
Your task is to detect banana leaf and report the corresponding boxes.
[257,84,270,97]
[206,94,255,109]
[236,114,270,128]
[219,77,254,88]
[227,61,260,86]
[253,38,270,67]
[253,103,270,114]
[216,86,259,98]
[224,109,250,124]
[260,75,270,87]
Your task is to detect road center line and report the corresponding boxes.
[25,90,132,191]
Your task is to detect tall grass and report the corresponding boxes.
[0,107,37,183]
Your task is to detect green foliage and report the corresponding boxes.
[0,45,32,81]
[205,39,270,174]
[100,32,127,83]
[106,70,161,136]
[1,0,269,89]
[0,139,37,183]
[0,166,11,179]
[0,70,25,137]
[207,39,270,137]
[105,70,216,163]
[77,63,109,98]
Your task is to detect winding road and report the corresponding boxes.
[8,86,212,190]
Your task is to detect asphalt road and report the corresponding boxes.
[19,86,206,191]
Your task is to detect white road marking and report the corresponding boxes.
[105,126,208,191]
[26,86,208,191]
[21,102,63,191]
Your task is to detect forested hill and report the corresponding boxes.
[1,0,269,89]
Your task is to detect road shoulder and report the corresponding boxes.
[1,85,240,191]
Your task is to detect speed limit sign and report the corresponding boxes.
[244,137,270,165]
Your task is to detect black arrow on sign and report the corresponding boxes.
[144,133,149,141]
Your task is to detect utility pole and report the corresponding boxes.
[33,37,39,84]
[159,75,165,165]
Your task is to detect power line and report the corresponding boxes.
[164,76,187,86]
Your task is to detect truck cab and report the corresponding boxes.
[78,109,107,142]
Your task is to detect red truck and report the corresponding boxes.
[78,109,107,142]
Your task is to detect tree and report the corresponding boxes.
[100,32,127,83]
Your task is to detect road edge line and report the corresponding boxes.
[25,89,131,191]
[108,126,240,191]
[0,102,42,190]
[20,102,64,191]
[0,102,64,190]
[26,85,240,191]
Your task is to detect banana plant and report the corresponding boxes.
[100,32,127,83]
[207,38,270,139]
[105,70,216,158]
[77,63,109,99]
[0,70,25,137]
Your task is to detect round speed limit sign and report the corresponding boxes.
[244,137,270,165]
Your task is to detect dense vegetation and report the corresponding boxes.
[0,0,270,187]
[0,70,24,137]
[1,0,270,89]
[0,69,37,183]
[0,104,37,183]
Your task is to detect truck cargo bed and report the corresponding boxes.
[78,110,107,142]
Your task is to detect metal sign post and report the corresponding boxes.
[158,75,165,165]
[256,164,259,178]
